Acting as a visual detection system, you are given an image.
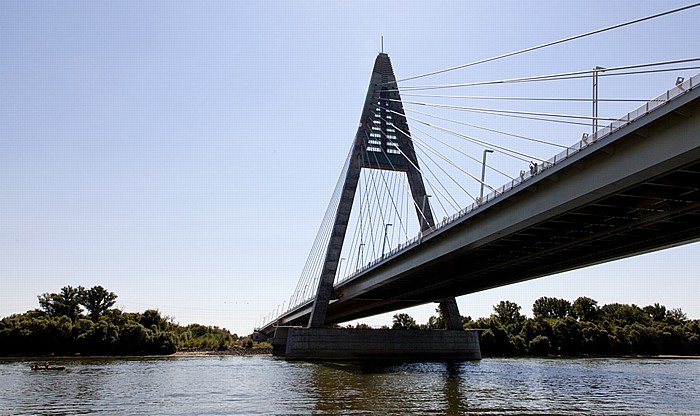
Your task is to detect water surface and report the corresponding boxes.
[1,356,698,415]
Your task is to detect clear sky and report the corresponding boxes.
[2,1,700,335]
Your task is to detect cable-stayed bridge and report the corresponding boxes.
[260,55,699,335]
[255,9,700,359]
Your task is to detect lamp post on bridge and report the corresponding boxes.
[356,243,365,271]
[382,223,393,257]
[592,66,605,137]
[480,149,494,203]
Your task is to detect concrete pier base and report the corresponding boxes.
[273,327,481,361]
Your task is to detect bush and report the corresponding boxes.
[529,335,551,356]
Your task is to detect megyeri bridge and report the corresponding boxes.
[257,49,700,360]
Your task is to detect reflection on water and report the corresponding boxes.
[1,356,699,415]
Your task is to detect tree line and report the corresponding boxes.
[389,296,700,356]
[0,286,254,356]
[6,287,697,357]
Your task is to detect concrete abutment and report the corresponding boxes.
[272,327,481,361]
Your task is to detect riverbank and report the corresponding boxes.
[0,347,273,360]
[173,347,272,357]
[629,354,700,359]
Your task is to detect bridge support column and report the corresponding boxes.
[438,298,463,330]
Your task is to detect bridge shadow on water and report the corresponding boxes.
[317,360,478,376]
[304,360,479,415]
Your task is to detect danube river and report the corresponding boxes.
[1,356,698,415]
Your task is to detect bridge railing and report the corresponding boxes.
[334,73,699,287]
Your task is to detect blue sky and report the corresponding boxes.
[2,1,700,335]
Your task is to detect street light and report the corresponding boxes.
[593,66,605,136]
[382,223,393,257]
[356,243,365,271]
[480,149,494,203]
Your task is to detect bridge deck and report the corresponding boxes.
[262,75,700,334]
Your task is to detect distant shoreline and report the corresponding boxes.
[173,348,272,357]
[621,354,700,359]
[0,347,273,360]
[3,353,698,360]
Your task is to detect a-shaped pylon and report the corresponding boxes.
[308,53,463,330]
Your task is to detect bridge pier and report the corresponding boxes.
[272,327,481,361]
[438,298,463,330]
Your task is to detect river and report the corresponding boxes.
[1,356,698,415]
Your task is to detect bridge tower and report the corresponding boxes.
[307,53,463,330]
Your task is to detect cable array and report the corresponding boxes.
[259,4,700,329]
[260,68,700,329]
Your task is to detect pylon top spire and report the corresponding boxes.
[353,53,414,171]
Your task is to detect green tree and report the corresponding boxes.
[38,285,85,321]
[151,331,178,354]
[528,335,551,356]
[423,308,445,329]
[46,315,74,354]
[492,301,525,332]
[392,313,419,330]
[571,296,599,322]
[600,303,649,327]
[520,317,553,344]
[622,323,662,354]
[119,323,152,355]
[666,308,688,325]
[533,297,571,319]
[77,319,119,354]
[643,303,667,322]
[141,309,168,331]
[80,286,118,321]
[580,322,613,354]
[510,334,527,355]
[552,317,583,355]
[479,325,512,356]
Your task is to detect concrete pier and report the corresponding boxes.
[272,327,481,361]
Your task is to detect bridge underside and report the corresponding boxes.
[264,78,700,333]
[323,159,700,324]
